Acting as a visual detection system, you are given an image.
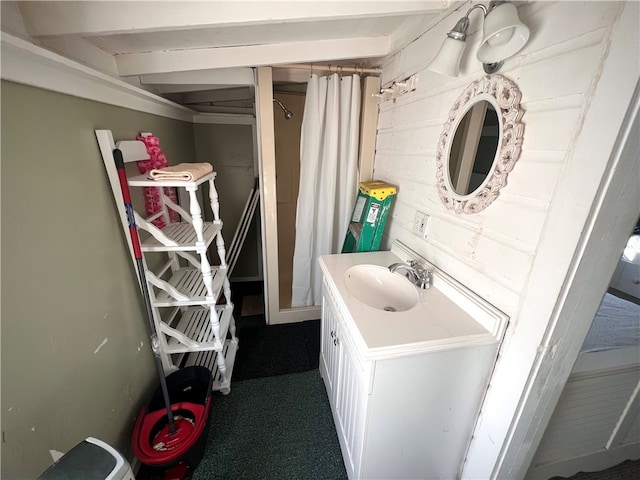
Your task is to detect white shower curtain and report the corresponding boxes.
[291,73,361,307]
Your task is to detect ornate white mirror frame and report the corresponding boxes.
[435,74,525,214]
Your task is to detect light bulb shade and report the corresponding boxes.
[477,2,529,64]
[427,36,466,76]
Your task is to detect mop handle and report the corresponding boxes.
[113,150,143,260]
[113,148,177,434]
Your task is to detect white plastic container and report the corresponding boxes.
[37,437,135,480]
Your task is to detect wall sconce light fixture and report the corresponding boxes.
[427,1,530,76]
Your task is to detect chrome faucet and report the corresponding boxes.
[389,260,433,289]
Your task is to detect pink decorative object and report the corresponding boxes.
[136,134,180,227]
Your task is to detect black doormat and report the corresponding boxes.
[232,319,320,381]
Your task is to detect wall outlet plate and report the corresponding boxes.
[413,211,429,238]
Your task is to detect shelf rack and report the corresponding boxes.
[96,129,237,394]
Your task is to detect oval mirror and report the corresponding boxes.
[435,75,525,214]
[448,99,500,196]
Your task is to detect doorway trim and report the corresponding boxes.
[255,66,321,324]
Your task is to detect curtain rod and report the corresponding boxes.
[274,63,382,75]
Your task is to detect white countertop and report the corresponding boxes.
[319,249,504,360]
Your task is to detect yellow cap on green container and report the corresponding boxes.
[358,181,397,201]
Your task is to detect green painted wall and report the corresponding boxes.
[193,123,261,279]
[1,81,197,478]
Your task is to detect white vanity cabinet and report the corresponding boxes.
[319,245,508,480]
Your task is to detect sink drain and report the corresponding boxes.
[383,306,397,312]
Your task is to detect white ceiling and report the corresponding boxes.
[1,1,454,115]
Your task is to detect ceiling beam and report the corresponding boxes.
[193,113,256,125]
[20,1,447,37]
[139,67,254,86]
[179,87,254,104]
[190,105,255,115]
[116,36,390,76]
[150,84,243,94]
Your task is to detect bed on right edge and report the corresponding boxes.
[526,235,640,479]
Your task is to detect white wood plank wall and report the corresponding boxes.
[375,0,622,322]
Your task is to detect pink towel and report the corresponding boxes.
[135,134,179,228]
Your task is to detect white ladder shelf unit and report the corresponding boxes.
[96,130,237,394]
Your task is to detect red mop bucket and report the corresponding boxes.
[132,366,213,474]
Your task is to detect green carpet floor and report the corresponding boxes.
[192,370,347,480]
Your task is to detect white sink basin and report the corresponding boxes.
[344,264,418,312]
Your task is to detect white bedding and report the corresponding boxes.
[581,292,640,353]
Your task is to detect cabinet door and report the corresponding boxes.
[321,285,371,479]
[334,330,368,479]
[320,294,341,405]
